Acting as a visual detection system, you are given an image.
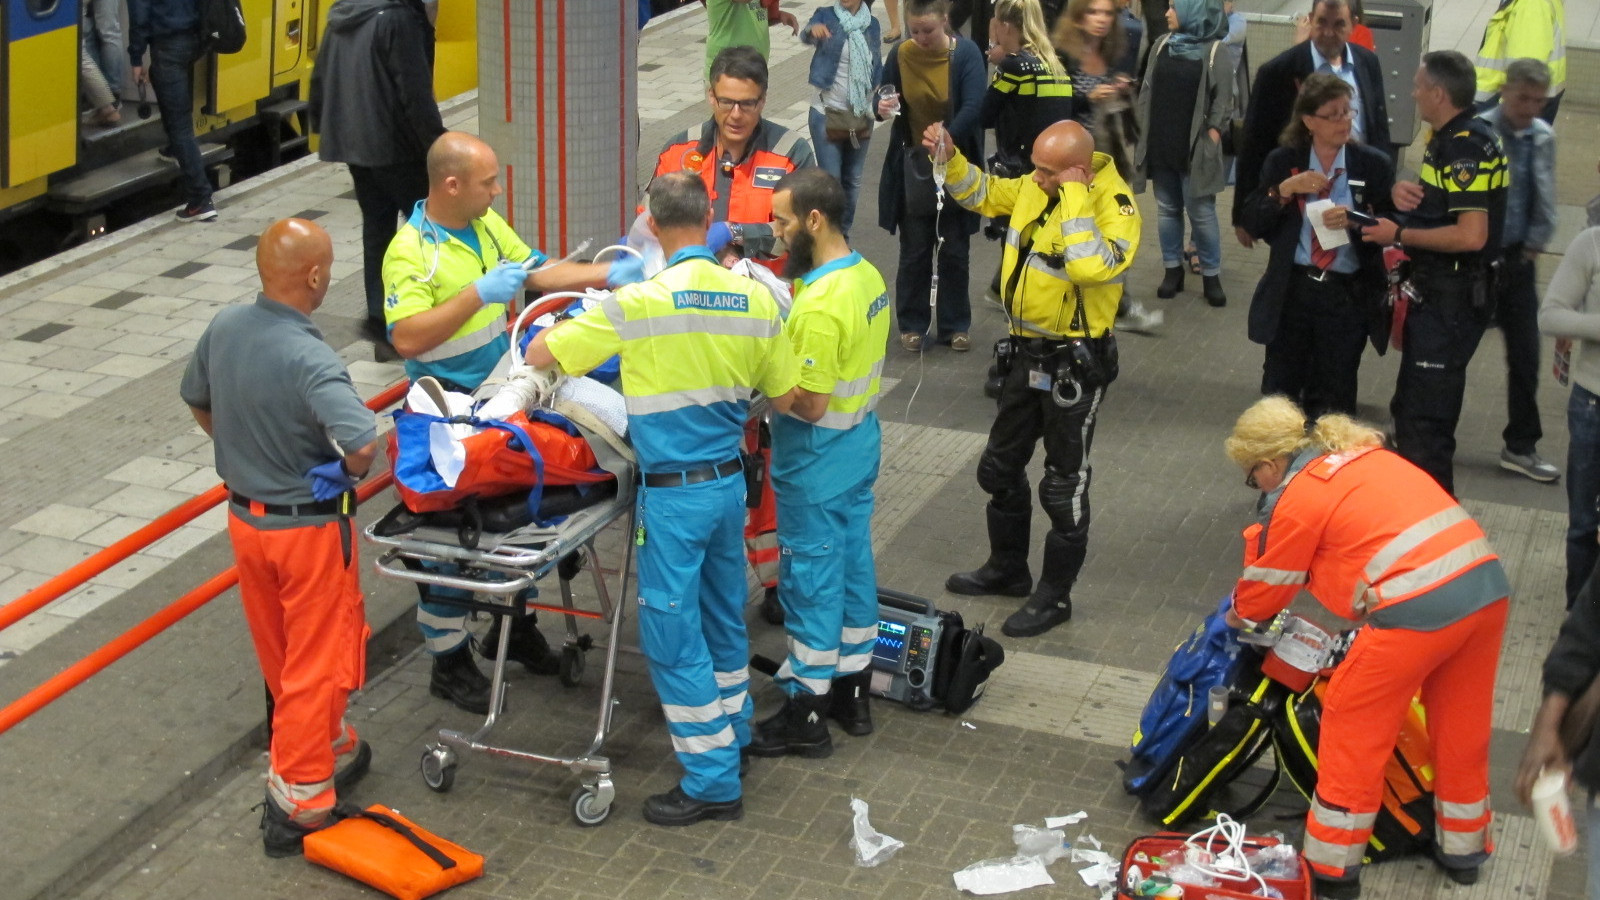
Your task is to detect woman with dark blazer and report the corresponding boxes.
[1241,73,1394,418]
[876,0,987,352]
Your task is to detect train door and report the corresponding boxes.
[206,0,273,114]
[2,0,79,190]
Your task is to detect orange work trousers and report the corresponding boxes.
[1305,597,1507,881]
[229,511,368,821]
[743,418,778,589]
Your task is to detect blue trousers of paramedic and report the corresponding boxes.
[416,567,533,655]
[774,468,879,697]
[636,475,750,802]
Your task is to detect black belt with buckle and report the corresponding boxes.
[1292,264,1354,284]
[643,456,744,488]
[230,490,352,517]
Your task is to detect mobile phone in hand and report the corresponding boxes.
[1344,209,1379,228]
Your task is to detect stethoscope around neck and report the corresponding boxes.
[410,199,515,283]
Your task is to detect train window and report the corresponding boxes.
[25,0,61,17]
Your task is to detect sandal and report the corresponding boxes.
[900,332,924,352]
[949,333,971,352]
[882,30,902,43]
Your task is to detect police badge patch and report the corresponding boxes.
[1449,158,1478,188]
[1114,192,1136,216]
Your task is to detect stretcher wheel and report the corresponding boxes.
[559,645,585,687]
[570,786,612,827]
[420,746,457,793]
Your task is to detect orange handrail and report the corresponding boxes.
[0,473,394,736]
[0,380,408,636]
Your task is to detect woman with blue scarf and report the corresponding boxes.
[802,0,885,235]
[1134,0,1233,307]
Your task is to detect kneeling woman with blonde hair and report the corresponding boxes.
[1223,396,1508,899]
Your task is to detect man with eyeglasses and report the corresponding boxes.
[1232,0,1390,248]
[654,45,815,626]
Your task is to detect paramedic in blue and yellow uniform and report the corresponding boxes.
[1360,52,1508,496]
[382,131,631,714]
[528,172,802,827]
[745,169,889,761]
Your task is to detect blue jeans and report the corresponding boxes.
[1149,166,1221,276]
[1567,384,1600,606]
[147,32,212,208]
[807,108,870,236]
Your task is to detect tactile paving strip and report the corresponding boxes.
[963,649,1161,748]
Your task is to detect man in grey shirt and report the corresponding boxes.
[180,218,378,857]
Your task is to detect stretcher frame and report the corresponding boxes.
[364,479,636,827]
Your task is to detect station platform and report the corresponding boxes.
[0,3,1595,899]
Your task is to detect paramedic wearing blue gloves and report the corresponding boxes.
[527,172,802,826]
[181,219,376,856]
[381,131,637,714]
[745,169,889,760]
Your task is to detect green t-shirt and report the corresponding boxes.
[705,0,769,82]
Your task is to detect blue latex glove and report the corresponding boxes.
[475,261,528,306]
[607,252,645,288]
[305,460,356,502]
[706,221,734,254]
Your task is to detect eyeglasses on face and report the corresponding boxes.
[1245,462,1265,490]
[712,95,763,113]
[1309,109,1357,122]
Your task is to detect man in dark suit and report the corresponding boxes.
[1232,0,1390,247]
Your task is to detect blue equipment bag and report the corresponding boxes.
[1121,596,1247,795]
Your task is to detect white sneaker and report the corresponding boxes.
[1500,448,1560,483]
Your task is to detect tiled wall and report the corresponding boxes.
[476,0,640,257]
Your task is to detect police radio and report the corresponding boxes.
[870,588,947,711]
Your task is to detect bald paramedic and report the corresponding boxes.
[181,218,376,857]
[746,168,889,760]
[527,172,802,827]
[382,131,639,714]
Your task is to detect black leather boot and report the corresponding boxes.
[259,794,320,858]
[827,670,874,736]
[1157,266,1185,298]
[333,740,371,794]
[429,643,491,714]
[482,612,560,676]
[1312,874,1361,899]
[1203,274,1227,307]
[746,691,833,758]
[641,785,743,826]
[758,586,785,625]
[1002,531,1084,638]
[947,507,1033,597]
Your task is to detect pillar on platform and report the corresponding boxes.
[476,0,639,256]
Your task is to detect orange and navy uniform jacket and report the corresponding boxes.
[1234,445,1510,629]
[653,119,815,276]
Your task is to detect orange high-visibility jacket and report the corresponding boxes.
[654,120,812,276]
[1234,446,1510,630]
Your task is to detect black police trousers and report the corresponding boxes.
[975,349,1104,585]
[1390,267,1492,496]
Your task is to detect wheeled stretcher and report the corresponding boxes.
[363,475,637,827]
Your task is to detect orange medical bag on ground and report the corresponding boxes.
[303,804,484,900]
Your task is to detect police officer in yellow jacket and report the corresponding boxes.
[931,119,1142,638]
[1474,0,1565,122]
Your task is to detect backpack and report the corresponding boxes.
[200,0,247,54]
[1134,666,1291,828]
[1123,596,1250,795]
[1273,679,1437,862]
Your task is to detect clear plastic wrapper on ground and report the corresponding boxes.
[849,798,904,867]
[952,824,1069,894]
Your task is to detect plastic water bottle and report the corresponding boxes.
[1207,685,1229,726]
[1531,769,1579,856]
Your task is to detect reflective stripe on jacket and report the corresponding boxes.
[1475,0,1566,101]
[944,149,1140,338]
[1234,446,1510,629]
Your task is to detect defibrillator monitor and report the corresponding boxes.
[869,589,944,710]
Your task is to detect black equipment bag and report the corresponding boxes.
[201,0,247,54]
[1137,664,1291,828]
[1273,679,1437,862]
[933,614,1004,715]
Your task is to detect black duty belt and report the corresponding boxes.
[230,490,353,517]
[643,456,743,488]
[1408,251,1484,277]
[1292,264,1355,284]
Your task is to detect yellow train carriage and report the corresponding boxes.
[0,0,477,226]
